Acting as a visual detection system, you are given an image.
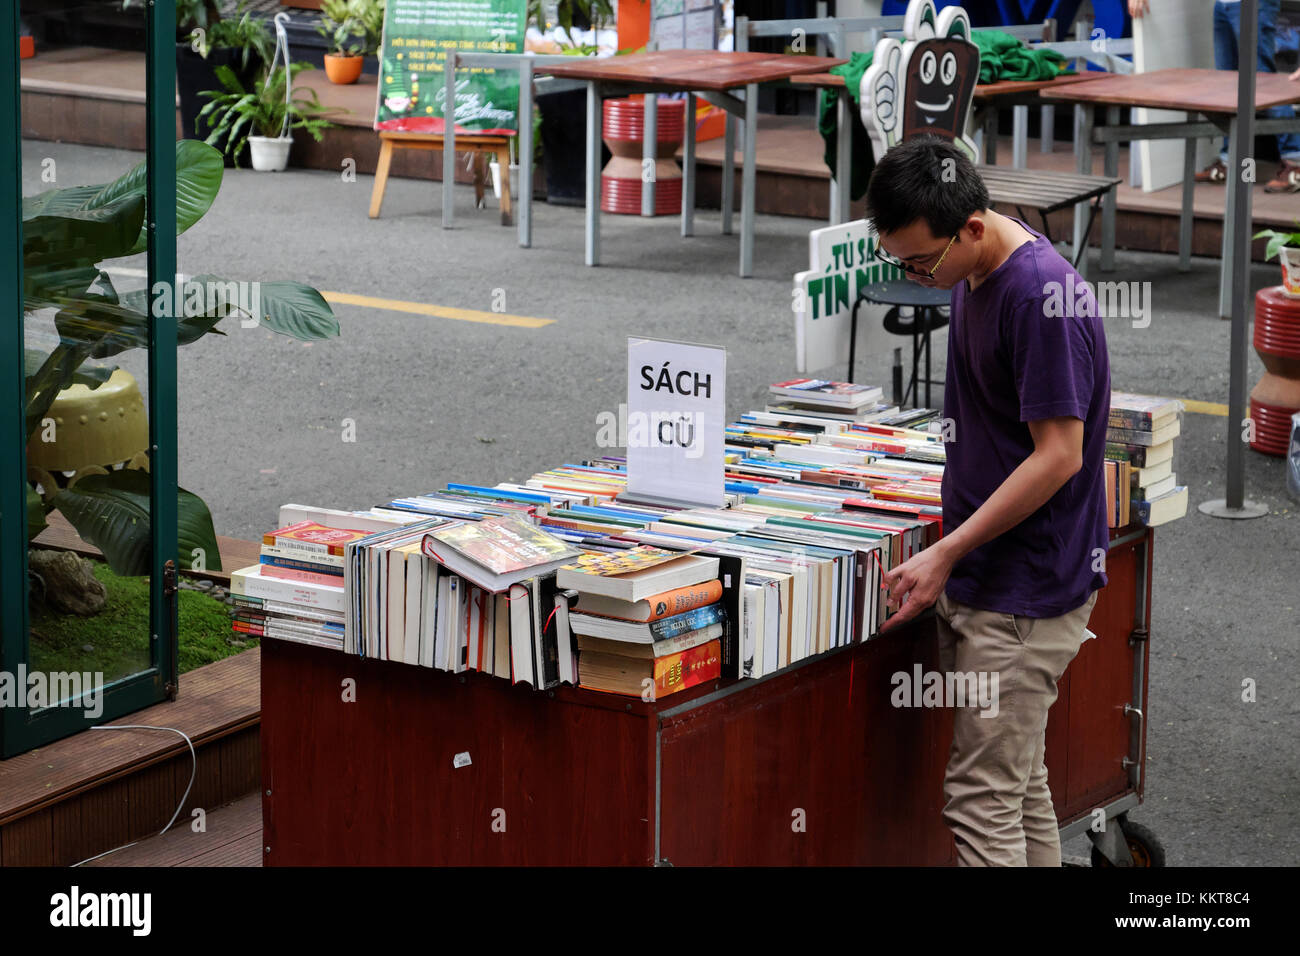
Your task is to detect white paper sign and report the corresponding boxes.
[794,219,901,373]
[625,336,726,508]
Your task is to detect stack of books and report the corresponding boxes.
[1105,392,1188,527]
[230,521,369,650]
[766,378,899,424]
[557,548,726,699]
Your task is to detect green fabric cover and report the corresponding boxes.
[818,30,1068,200]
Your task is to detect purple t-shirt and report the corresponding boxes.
[941,219,1110,618]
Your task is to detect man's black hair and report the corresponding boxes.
[864,136,990,238]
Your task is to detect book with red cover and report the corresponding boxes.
[577,638,721,698]
[263,521,372,556]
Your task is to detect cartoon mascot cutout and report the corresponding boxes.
[859,0,981,162]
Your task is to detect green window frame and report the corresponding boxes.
[1,1,180,758]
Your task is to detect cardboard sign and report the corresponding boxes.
[794,219,902,373]
[375,0,526,135]
[625,337,726,508]
[858,0,980,160]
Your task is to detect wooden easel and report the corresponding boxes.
[368,130,513,225]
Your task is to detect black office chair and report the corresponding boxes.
[847,282,949,409]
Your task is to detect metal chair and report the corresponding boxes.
[848,282,950,409]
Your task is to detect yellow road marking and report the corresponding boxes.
[1180,399,1230,417]
[321,291,554,328]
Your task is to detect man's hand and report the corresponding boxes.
[1128,0,1148,17]
[881,541,955,632]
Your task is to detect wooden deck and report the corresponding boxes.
[81,792,262,866]
[0,648,261,866]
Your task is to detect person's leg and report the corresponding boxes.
[1258,0,1300,178]
[939,598,1033,866]
[1020,592,1099,866]
[939,591,1096,866]
[1214,2,1239,166]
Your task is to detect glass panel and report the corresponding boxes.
[18,0,161,723]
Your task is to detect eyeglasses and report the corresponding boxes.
[872,232,959,277]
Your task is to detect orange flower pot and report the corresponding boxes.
[324,54,364,85]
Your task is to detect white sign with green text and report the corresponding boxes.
[794,219,902,373]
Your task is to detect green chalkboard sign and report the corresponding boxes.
[374,0,526,136]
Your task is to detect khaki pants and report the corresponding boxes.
[934,589,1098,867]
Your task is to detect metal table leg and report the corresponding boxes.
[1040,104,1055,153]
[586,80,601,266]
[1179,126,1196,272]
[983,107,999,165]
[1012,104,1028,169]
[1101,104,1119,272]
[681,92,696,238]
[1219,116,1239,317]
[1073,104,1095,280]
[834,87,852,224]
[443,55,457,230]
[722,111,735,235]
[740,82,757,278]
[642,93,657,218]
[518,61,533,248]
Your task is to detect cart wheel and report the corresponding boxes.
[1090,820,1166,867]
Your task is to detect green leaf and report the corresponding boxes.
[28,485,48,541]
[50,284,228,359]
[22,184,106,220]
[23,194,146,298]
[256,281,341,340]
[52,470,222,577]
[87,140,225,255]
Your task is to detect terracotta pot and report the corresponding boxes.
[324,54,364,85]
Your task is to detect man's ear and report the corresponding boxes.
[964,214,987,241]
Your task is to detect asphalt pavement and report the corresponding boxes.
[21,140,1299,866]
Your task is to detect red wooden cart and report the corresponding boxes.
[260,526,1158,866]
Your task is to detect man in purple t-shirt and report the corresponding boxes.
[865,136,1110,867]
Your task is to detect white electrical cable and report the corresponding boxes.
[69,724,197,867]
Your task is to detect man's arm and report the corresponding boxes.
[880,416,1084,630]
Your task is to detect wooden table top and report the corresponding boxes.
[1038,67,1300,112]
[536,50,845,91]
[790,70,1097,101]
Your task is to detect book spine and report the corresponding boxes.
[1108,410,1157,430]
[230,570,345,613]
[1105,443,1148,467]
[644,580,724,621]
[260,552,344,573]
[261,534,345,558]
[653,639,722,697]
[259,564,344,588]
[1106,425,1161,447]
[648,602,725,640]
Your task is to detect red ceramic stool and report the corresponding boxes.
[1251,286,1300,456]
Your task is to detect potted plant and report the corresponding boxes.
[1255,225,1300,297]
[22,139,339,576]
[124,0,272,165]
[530,0,615,205]
[199,62,335,171]
[318,0,386,84]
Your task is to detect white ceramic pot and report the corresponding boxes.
[489,160,519,203]
[248,135,293,172]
